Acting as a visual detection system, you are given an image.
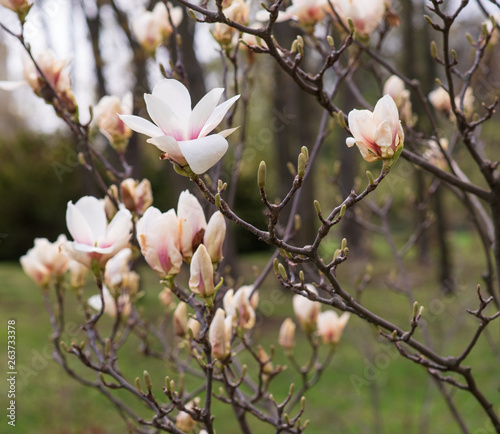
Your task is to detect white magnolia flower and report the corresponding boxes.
[119,79,239,174]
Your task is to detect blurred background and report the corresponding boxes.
[1,0,500,432]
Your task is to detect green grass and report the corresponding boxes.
[1,236,500,433]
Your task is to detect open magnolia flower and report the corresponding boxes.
[346,94,404,163]
[332,0,387,36]
[62,196,133,269]
[119,79,240,174]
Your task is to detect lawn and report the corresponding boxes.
[1,238,499,433]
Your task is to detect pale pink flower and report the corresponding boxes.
[136,206,182,277]
[68,259,88,289]
[20,235,70,287]
[293,284,321,332]
[346,94,404,162]
[316,311,350,344]
[104,248,132,294]
[223,285,258,330]
[177,190,207,261]
[119,79,239,174]
[93,93,133,151]
[120,178,153,216]
[279,318,296,350]
[332,0,387,36]
[257,0,328,26]
[209,308,233,360]
[189,244,215,297]
[204,211,226,264]
[62,196,133,269]
[173,302,188,337]
[0,0,31,17]
[132,3,183,54]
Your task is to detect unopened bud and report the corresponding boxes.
[258,161,266,189]
[301,396,306,410]
[278,263,287,280]
[294,214,301,231]
[135,377,143,394]
[298,153,306,179]
[314,200,321,215]
[366,170,375,185]
[430,41,438,59]
[412,301,419,318]
[144,370,152,392]
[339,204,347,218]
[341,238,347,250]
[301,146,309,161]
[327,35,334,47]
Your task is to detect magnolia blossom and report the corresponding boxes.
[136,206,182,277]
[257,346,273,376]
[93,93,133,152]
[62,196,133,269]
[187,318,201,338]
[209,308,233,360]
[88,286,131,318]
[177,190,207,261]
[332,0,387,36]
[173,302,188,337]
[189,244,215,297]
[429,87,474,119]
[316,311,350,344]
[223,285,259,330]
[293,284,321,332]
[257,0,328,26]
[213,0,250,46]
[204,211,226,263]
[383,75,414,126]
[158,287,175,309]
[120,178,153,216]
[119,79,239,174]
[20,235,70,287]
[346,94,404,162]
[278,318,296,350]
[423,138,449,170]
[132,2,183,54]
[176,401,196,432]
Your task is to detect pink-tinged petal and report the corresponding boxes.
[66,200,95,246]
[199,94,240,138]
[136,206,162,246]
[73,242,115,254]
[147,135,186,165]
[144,94,185,140]
[102,208,132,247]
[74,196,107,241]
[353,141,379,163]
[373,95,399,132]
[150,211,182,274]
[218,127,239,138]
[188,88,224,139]
[151,79,192,128]
[348,109,377,145]
[61,241,93,269]
[178,135,229,174]
[374,120,393,151]
[118,114,162,138]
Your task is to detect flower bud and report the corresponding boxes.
[293,284,321,333]
[104,248,132,294]
[204,211,226,264]
[224,285,258,330]
[158,287,175,310]
[257,345,273,375]
[278,318,296,350]
[187,317,201,339]
[68,259,87,289]
[209,308,232,360]
[316,311,350,344]
[120,178,153,215]
[177,190,207,262]
[88,286,132,318]
[189,244,215,297]
[176,403,195,432]
[93,93,133,152]
[173,302,188,337]
[104,185,119,221]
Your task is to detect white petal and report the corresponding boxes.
[348,109,377,145]
[144,94,185,140]
[118,114,162,138]
[0,80,27,91]
[373,95,399,132]
[218,127,239,138]
[66,201,95,245]
[151,79,192,128]
[147,135,185,164]
[103,209,132,247]
[374,120,393,150]
[74,196,107,241]
[199,94,240,138]
[188,88,224,139]
[178,135,229,174]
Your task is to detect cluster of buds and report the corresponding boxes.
[87,285,132,318]
[137,190,226,285]
[223,285,259,330]
[284,284,349,346]
[24,50,78,115]
[93,93,133,153]
[212,0,250,49]
[131,2,183,55]
[428,86,474,121]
